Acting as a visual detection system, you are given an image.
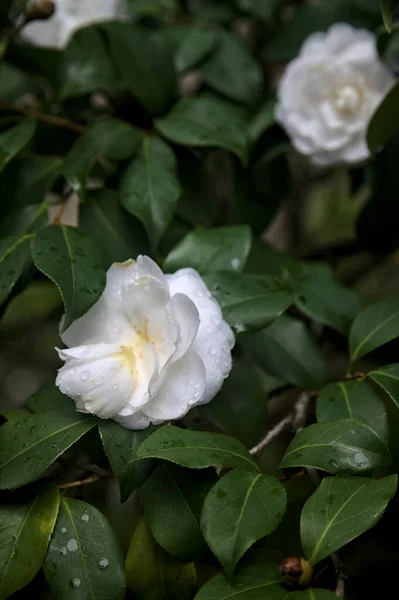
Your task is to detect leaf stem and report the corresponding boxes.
[0,101,86,134]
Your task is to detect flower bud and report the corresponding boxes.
[280,556,313,586]
[25,0,55,22]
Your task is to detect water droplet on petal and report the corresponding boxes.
[68,369,76,376]
[209,347,217,356]
[80,371,89,381]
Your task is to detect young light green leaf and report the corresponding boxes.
[99,421,157,502]
[139,464,217,560]
[368,80,399,153]
[175,27,218,72]
[241,314,328,390]
[369,363,399,408]
[136,426,260,472]
[44,497,126,600]
[349,296,399,364]
[281,419,391,474]
[204,272,294,335]
[0,119,36,172]
[0,234,33,307]
[121,136,181,249]
[0,412,96,489]
[32,225,106,331]
[164,226,251,274]
[301,475,397,564]
[381,0,399,32]
[155,93,249,164]
[201,470,286,575]
[317,380,388,441]
[0,486,60,600]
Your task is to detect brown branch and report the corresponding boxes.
[250,414,293,457]
[0,101,86,134]
[58,475,103,490]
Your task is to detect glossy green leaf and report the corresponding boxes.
[80,190,149,269]
[204,272,294,335]
[0,155,61,208]
[241,314,328,390]
[0,234,33,307]
[281,419,391,474]
[99,421,157,502]
[0,204,48,237]
[381,0,399,32]
[32,225,106,331]
[317,380,388,441]
[164,226,251,274]
[140,464,217,560]
[0,62,35,103]
[301,475,397,564]
[126,516,196,600]
[198,361,268,448]
[136,426,260,472]
[155,93,249,164]
[0,486,60,600]
[27,382,76,416]
[175,27,218,72]
[368,80,399,153]
[0,412,96,489]
[0,119,36,172]
[369,363,399,408]
[349,296,399,364]
[236,0,278,20]
[202,31,263,107]
[44,497,126,600]
[201,470,286,574]
[121,136,181,249]
[249,100,276,144]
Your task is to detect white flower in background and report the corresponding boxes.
[56,256,235,430]
[275,23,395,167]
[22,0,126,49]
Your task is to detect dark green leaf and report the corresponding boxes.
[281,419,391,474]
[368,80,399,152]
[27,382,76,415]
[0,62,36,103]
[287,591,345,599]
[204,272,294,335]
[32,225,106,331]
[0,412,96,489]
[164,226,251,274]
[0,204,48,237]
[317,380,388,441]
[80,189,149,269]
[201,470,286,575]
[369,363,399,410]
[44,497,126,600]
[175,27,218,72]
[136,426,260,472]
[249,100,276,145]
[155,93,249,164]
[139,464,217,560]
[236,0,278,21]
[121,136,181,249]
[0,234,33,307]
[99,421,157,502]
[0,119,35,172]
[241,314,328,389]
[202,31,263,107]
[0,486,60,600]
[381,0,399,32]
[349,296,399,364]
[301,475,397,564]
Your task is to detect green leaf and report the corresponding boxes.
[249,100,276,145]
[175,27,218,72]
[0,62,35,103]
[236,0,278,21]
[281,419,391,474]
[369,363,399,408]
[381,0,399,31]
[286,591,343,600]
[204,272,294,335]
[63,119,140,200]
[32,225,106,331]
[301,475,397,564]
[198,361,268,448]
[136,426,260,472]
[139,464,217,560]
[202,31,263,107]
[164,226,251,274]
[0,486,60,600]
[0,234,33,307]
[121,136,181,249]
[317,381,388,441]
[195,559,284,600]
[368,80,399,152]
[125,516,197,600]
[99,421,157,502]
[0,119,35,172]
[80,189,149,269]
[349,296,399,364]
[155,93,249,164]
[0,204,48,237]
[44,497,126,600]
[0,412,96,489]
[241,314,328,390]
[103,23,178,116]
[27,382,77,416]
[201,470,286,575]
[0,155,61,209]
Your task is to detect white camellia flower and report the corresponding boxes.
[22,0,125,49]
[56,256,235,430]
[275,23,395,167]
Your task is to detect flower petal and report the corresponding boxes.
[170,293,200,362]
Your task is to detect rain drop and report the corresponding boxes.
[98,558,109,570]
[80,371,89,381]
[209,347,217,356]
[69,578,81,589]
[67,539,78,552]
[81,511,89,523]
[61,527,67,533]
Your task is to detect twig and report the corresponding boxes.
[250,414,293,456]
[331,553,346,597]
[58,475,103,490]
[0,101,86,134]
